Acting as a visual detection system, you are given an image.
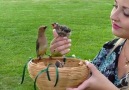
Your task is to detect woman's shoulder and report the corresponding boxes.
[103,38,120,49]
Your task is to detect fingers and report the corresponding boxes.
[66,88,78,90]
[51,42,71,55]
[66,79,90,90]
[50,29,71,55]
[66,88,72,90]
[77,80,90,90]
[50,37,71,55]
[53,29,58,37]
[85,61,99,75]
[52,41,71,52]
[73,62,94,90]
[51,37,70,46]
[60,48,70,55]
[66,62,94,90]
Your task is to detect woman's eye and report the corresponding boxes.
[124,13,129,17]
[123,9,129,17]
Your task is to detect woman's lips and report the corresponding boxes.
[112,23,122,30]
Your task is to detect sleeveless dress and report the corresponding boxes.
[92,38,129,89]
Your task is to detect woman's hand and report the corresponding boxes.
[50,29,71,56]
[66,62,119,90]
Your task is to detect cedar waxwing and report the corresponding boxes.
[36,26,47,60]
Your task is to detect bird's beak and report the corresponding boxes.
[44,26,47,29]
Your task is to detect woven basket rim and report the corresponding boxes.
[27,57,90,90]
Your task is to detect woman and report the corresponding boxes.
[50,0,129,89]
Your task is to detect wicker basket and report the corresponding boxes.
[28,57,90,90]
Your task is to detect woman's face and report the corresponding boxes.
[110,0,129,39]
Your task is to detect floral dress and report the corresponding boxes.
[92,38,129,89]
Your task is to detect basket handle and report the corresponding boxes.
[34,63,59,90]
[20,57,32,84]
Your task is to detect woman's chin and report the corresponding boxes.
[112,29,122,37]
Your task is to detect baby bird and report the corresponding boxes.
[52,23,71,37]
[51,23,71,57]
[55,60,64,68]
[36,26,47,60]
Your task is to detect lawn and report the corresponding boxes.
[0,0,114,90]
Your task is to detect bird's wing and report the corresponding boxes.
[36,39,39,57]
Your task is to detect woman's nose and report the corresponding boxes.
[110,9,120,22]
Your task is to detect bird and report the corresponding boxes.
[55,60,64,68]
[36,26,48,60]
[52,23,71,37]
[51,23,71,57]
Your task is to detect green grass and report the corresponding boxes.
[0,0,114,90]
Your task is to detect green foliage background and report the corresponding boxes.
[0,0,114,90]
